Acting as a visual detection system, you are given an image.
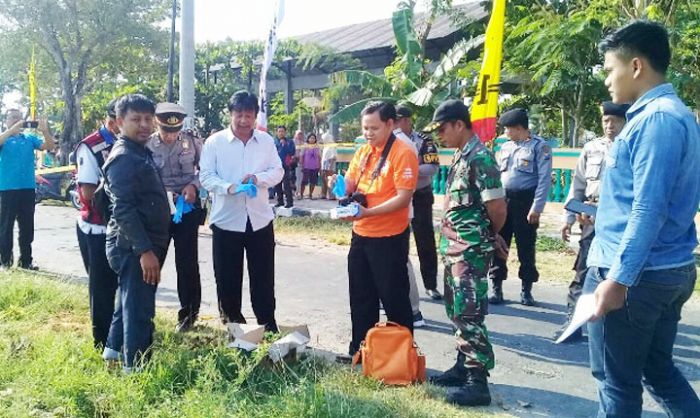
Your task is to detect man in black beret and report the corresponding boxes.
[490,108,552,306]
[555,101,629,342]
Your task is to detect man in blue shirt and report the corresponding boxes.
[273,125,295,208]
[0,109,56,270]
[586,21,700,417]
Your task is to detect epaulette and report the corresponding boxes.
[81,130,109,154]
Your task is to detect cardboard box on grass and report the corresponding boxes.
[226,323,311,363]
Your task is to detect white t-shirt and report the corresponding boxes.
[76,144,107,234]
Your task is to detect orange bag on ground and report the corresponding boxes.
[351,321,426,385]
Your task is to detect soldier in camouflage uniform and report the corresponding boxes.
[424,100,507,407]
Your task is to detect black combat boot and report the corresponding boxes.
[520,281,536,306]
[430,352,469,387]
[553,306,583,343]
[488,280,504,304]
[447,367,491,406]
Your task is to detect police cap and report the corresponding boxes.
[155,102,187,132]
[423,99,470,132]
[498,108,528,129]
[602,101,630,118]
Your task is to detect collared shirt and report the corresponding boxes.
[345,135,418,237]
[275,137,296,168]
[587,83,700,286]
[441,136,505,262]
[562,136,613,224]
[395,128,439,190]
[0,133,43,191]
[147,130,202,193]
[199,127,284,232]
[496,135,552,212]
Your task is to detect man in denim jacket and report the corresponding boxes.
[586,21,700,417]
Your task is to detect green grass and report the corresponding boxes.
[275,216,353,246]
[0,271,508,418]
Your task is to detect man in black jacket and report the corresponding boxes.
[101,94,170,372]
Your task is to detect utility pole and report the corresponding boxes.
[179,0,195,124]
[166,0,177,102]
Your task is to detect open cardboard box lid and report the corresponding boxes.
[226,323,311,363]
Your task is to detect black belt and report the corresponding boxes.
[505,188,536,199]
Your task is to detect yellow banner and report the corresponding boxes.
[29,47,37,120]
[471,0,506,143]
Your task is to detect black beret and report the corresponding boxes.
[498,108,528,128]
[602,101,630,117]
[396,105,413,119]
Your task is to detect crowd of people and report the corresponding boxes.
[0,20,698,416]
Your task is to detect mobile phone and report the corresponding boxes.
[22,121,39,129]
[564,199,597,217]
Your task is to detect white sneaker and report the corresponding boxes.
[413,311,426,328]
[102,347,121,362]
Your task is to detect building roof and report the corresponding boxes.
[293,2,487,54]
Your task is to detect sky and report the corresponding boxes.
[192,0,471,43]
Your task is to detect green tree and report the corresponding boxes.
[328,0,484,130]
[0,0,169,157]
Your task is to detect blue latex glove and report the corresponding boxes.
[173,195,194,224]
[235,178,257,198]
[333,174,346,199]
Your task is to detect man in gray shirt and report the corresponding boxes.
[147,102,203,333]
[490,108,552,306]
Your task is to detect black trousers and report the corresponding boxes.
[211,220,277,331]
[348,227,413,355]
[566,223,595,311]
[76,225,118,348]
[165,208,202,322]
[0,189,35,267]
[491,189,539,284]
[274,167,294,206]
[411,186,438,291]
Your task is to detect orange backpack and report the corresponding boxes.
[351,321,426,385]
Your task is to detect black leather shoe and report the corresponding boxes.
[447,368,491,406]
[19,263,39,271]
[553,323,583,343]
[520,290,536,306]
[175,315,196,333]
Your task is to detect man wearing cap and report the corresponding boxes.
[425,100,507,406]
[489,108,552,306]
[554,101,628,343]
[75,98,120,348]
[147,102,203,333]
[395,105,442,300]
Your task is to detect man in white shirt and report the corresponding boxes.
[75,99,119,349]
[199,91,284,332]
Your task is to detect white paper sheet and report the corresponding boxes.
[555,293,596,344]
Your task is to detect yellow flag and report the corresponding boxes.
[471,0,506,143]
[29,47,37,120]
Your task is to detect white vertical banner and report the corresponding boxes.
[257,0,286,131]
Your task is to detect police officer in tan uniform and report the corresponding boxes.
[147,103,203,332]
[554,101,629,342]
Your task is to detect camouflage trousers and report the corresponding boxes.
[443,252,495,370]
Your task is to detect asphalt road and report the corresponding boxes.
[14,204,700,417]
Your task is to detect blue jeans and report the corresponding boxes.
[584,265,700,418]
[105,242,164,368]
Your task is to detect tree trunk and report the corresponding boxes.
[561,108,568,147]
[572,81,585,147]
[59,75,83,163]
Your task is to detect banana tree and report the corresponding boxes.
[328,3,484,124]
